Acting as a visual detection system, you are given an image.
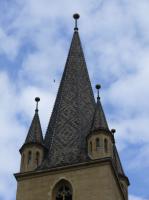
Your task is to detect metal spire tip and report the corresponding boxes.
[73,13,80,31]
[35,97,40,112]
[96,84,101,99]
[111,129,116,134]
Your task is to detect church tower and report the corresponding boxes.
[15,14,129,200]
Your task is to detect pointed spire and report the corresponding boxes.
[73,13,80,31]
[91,85,109,131]
[44,20,95,167]
[24,97,43,145]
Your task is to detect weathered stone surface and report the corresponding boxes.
[16,161,125,200]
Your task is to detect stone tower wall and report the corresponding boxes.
[16,162,125,200]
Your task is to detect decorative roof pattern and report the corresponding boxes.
[25,111,43,145]
[91,97,109,131]
[44,30,95,167]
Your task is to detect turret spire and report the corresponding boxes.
[91,84,109,131]
[111,128,125,176]
[22,97,43,146]
[73,13,80,31]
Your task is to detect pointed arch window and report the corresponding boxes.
[56,184,72,200]
[22,153,25,165]
[90,141,92,153]
[21,153,25,170]
[28,151,32,164]
[96,138,100,150]
[53,180,72,200]
[104,139,108,153]
[36,152,40,166]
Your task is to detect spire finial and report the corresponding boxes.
[111,129,116,144]
[35,97,40,112]
[111,129,116,135]
[96,84,101,100]
[73,13,80,31]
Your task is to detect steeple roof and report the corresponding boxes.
[91,96,109,131]
[44,24,95,167]
[24,98,43,145]
[25,111,43,144]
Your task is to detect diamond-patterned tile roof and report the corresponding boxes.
[91,97,109,131]
[44,30,95,167]
[24,111,43,145]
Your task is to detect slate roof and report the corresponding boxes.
[24,110,44,145]
[43,30,95,167]
[91,97,109,131]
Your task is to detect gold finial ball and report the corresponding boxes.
[35,97,40,102]
[73,13,80,20]
[111,129,116,134]
[96,84,101,90]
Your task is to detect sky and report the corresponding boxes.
[0,0,149,199]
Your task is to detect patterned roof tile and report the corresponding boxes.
[44,30,95,167]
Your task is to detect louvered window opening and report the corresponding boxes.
[28,151,32,164]
[96,138,100,150]
[36,152,40,166]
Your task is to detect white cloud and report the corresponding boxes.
[129,194,148,200]
[0,28,20,60]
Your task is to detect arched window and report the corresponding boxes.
[53,180,72,200]
[56,184,72,200]
[28,151,32,164]
[96,138,100,150]
[104,139,108,153]
[22,153,25,165]
[90,141,92,153]
[36,152,40,166]
[21,153,25,170]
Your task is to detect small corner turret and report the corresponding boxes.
[112,129,129,199]
[19,97,45,173]
[87,84,114,160]
[86,84,129,199]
